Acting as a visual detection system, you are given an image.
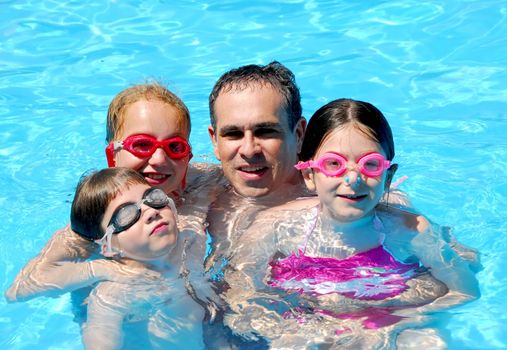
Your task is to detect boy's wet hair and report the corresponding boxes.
[70,167,149,240]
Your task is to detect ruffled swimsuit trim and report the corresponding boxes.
[268,206,420,301]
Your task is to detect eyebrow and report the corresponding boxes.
[219,122,283,135]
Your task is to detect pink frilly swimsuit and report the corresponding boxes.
[269,245,419,301]
[267,208,422,331]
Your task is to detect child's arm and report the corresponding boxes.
[5,225,96,301]
[5,225,159,301]
[176,164,230,317]
[379,199,482,271]
[439,224,482,272]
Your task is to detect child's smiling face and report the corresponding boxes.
[303,124,388,223]
[101,183,179,260]
[114,99,190,195]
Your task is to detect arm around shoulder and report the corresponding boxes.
[5,225,97,302]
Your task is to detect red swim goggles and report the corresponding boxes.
[106,134,191,167]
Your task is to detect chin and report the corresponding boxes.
[143,248,172,261]
[156,181,177,195]
[327,207,367,222]
[235,185,271,198]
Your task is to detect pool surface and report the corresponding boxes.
[1,1,506,349]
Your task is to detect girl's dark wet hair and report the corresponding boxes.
[70,167,149,240]
[300,99,395,161]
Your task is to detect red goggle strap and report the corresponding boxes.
[105,143,116,167]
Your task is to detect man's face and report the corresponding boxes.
[208,84,305,198]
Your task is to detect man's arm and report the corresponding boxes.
[379,203,482,271]
[399,223,480,315]
[221,211,320,344]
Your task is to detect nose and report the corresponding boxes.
[239,132,261,158]
[142,205,162,223]
[148,147,169,166]
[343,169,362,188]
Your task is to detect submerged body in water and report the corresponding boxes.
[221,201,478,349]
[84,258,204,349]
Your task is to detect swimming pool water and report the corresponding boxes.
[1,1,506,349]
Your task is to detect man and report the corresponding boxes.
[203,61,317,349]
[204,61,313,274]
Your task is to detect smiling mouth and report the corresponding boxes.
[337,194,368,201]
[238,166,268,174]
[142,173,170,183]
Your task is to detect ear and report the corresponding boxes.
[294,117,307,154]
[300,167,316,192]
[208,125,221,161]
[384,163,398,191]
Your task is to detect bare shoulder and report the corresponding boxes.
[185,162,227,193]
[89,280,133,312]
[42,225,96,259]
[188,161,221,173]
[249,197,319,228]
[269,196,320,211]
[187,162,222,180]
[377,204,430,233]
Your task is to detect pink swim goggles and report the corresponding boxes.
[106,134,191,167]
[295,152,391,177]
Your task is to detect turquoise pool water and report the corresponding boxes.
[1,1,506,349]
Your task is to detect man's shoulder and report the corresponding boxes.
[378,205,430,234]
[269,196,319,211]
[186,162,227,190]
